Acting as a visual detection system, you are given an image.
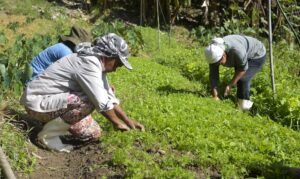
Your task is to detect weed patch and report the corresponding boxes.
[0,119,36,174]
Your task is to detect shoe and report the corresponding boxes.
[37,117,74,153]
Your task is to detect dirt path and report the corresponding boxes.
[6,108,124,179]
[18,142,124,179]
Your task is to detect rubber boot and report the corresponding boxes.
[237,99,254,111]
[37,117,73,153]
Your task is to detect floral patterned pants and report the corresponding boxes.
[25,93,101,141]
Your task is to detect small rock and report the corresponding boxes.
[157,149,166,155]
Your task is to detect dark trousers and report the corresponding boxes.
[237,55,266,100]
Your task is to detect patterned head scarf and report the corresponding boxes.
[76,33,132,70]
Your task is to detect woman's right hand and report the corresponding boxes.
[224,85,232,97]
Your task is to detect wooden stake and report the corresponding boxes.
[0,147,17,179]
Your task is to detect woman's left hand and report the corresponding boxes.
[224,85,232,97]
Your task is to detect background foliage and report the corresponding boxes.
[87,0,300,45]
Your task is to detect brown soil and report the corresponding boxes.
[17,143,125,179]
[9,110,125,179]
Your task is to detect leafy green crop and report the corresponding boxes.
[92,58,300,178]
[251,43,300,130]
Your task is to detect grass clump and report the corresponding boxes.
[0,114,36,175]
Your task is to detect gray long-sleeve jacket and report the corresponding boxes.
[209,35,266,89]
[20,53,119,113]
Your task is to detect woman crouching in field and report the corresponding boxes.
[20,33,144,152]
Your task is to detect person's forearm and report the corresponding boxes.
[114,105,130,122]
[101,109,124,126]
[230,70,246,86]
[114,105,138,129]
[114,105,145,131]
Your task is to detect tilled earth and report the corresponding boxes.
[8,109,125,179]
[18,142,125,179]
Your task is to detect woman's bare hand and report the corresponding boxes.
[224,85,232,97]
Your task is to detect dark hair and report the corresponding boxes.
[62,41,76,52]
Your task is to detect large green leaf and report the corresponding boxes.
[0,64,5,78]
[0,32,8,46]
[0,64,9,87]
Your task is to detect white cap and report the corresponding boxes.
[211,37,225,47]
[204,43,224,64]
